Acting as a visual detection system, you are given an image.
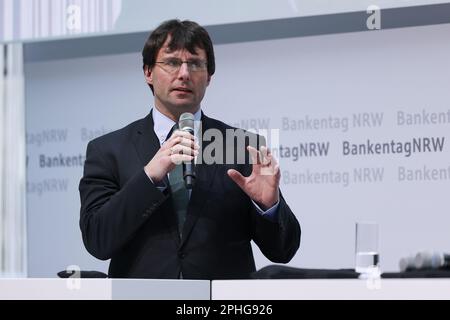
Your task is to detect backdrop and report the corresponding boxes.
[25,23,450,277]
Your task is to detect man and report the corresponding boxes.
[79,19,300,279]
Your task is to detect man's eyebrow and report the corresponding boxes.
[159,54,203,60]
[161,48,202,57]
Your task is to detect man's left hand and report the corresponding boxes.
[227,146,280,211]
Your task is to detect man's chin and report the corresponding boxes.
[170,103,199,114]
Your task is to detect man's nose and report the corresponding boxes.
[177,62,191,80]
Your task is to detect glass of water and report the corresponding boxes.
[355,222,380,277]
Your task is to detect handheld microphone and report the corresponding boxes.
[178,112,196,189]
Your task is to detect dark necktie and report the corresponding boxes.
[166,124,189,237]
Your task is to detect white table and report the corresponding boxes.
[211,279,450,300]
[0,279,210,300]
[3,278,449,300]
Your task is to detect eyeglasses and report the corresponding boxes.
[155,58,207,74]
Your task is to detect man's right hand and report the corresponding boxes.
[144,130,199,183]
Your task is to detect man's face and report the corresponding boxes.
[145,37,211,119]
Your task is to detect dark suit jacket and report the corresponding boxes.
[79,111,300,279]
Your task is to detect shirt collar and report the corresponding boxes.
[152,107,202,145]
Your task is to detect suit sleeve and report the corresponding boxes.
[79,140,169,260]
[242,131,300,263]
[251,192,301,263]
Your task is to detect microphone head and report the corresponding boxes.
[179,112,195,133]
[399,255,415,272]
[414,251,443,269]
[430,252,444,268]
[415,251,432,269]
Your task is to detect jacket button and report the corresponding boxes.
[142,209,151,218]
[178,252,186,259]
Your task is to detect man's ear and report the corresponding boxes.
[206,74,211,86]
[144,65,153,85]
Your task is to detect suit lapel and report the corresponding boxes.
[132,110,180,245]
[132,111,161,167]
[180,113,217,247]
